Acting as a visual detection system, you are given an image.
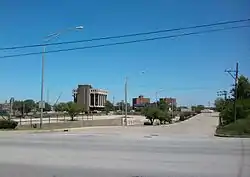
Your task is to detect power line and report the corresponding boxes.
[0,25,249,59]
[1,18,250,51]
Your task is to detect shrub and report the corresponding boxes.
[185,112,192,117]
[142,107,160,125]
[144,121,152,125]
[0,119,18,129]
[179,114,185,121]
[158,110,171,124]
[216,116,250,135]
[220,99,250,125]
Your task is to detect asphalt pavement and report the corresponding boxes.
[0,113,249,177]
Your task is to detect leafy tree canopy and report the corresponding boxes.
[231,75,250,99]
[65,102,84,121]
[54,102,68,112]
[214,98,226,112]
[105,100,114,114]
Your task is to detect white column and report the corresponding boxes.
[102,95,104,106]
[101,95,104,106]
[93,94,95,106]
[100,94,102,106]
[102,95,103,106]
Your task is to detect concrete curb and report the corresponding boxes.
[214,133,250,138]
[2,125,126,134]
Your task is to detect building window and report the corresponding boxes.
[95,94,98,106]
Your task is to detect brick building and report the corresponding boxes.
[159,97,177,106]
[132,95,150,109]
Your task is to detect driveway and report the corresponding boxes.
[0,113,249,177]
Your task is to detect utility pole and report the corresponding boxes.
[155,92,158,107]
[121,100,124,115]
[40,25,83,129]
[155,89,164,107]
[112,96,115,111]
[124,77,128,126]
[171,99,174,118]
[9,97,14,120]
[22,101,25,118]
[217,90,228,100]
[47,89,49,105]
[40,46,45,128]
[225,62,239,123]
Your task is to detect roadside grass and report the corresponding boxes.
[216,116,250,137]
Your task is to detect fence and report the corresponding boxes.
[12,114,94,127]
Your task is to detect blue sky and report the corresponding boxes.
[0,0,250,106]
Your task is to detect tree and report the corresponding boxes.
[116,101,131,112]
[232,75,250,99]
[158,99,169,112]
[142,107,161,125]
[12,99,36,117]
[104,100,114,114]
[195,105,205,113]
[65,102,84,121]
[214,98,226,112]
[54,102,68,112]
[12,101,23,114]
[220,100,250,125]
[23,99,36,114]
[158,110,171,124]
[44,102,52,112]
[219,75,250,125]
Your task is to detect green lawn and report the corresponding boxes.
[216,116,250,137]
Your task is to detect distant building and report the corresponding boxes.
[181,108,192,112]
[73,84,108,112]
[0,102,10,117]
[132,95,150,109]
[159,97,177,106]
[0,102,10,111]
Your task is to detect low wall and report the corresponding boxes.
[17,118,123,130]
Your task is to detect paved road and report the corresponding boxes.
[0,113,249,177]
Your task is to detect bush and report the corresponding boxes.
[142,107,160,125]
[183,111,192,118]
[0,119,18,129]
[216,116,250,135]
[158,110,171,124]
[179,115,185,121]
[220,99,250,125]
[144,121,152,125]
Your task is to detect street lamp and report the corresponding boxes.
[39,26,83,128]
[124,77,128,126]
[124,71,145,126]
[155,89,164,107]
